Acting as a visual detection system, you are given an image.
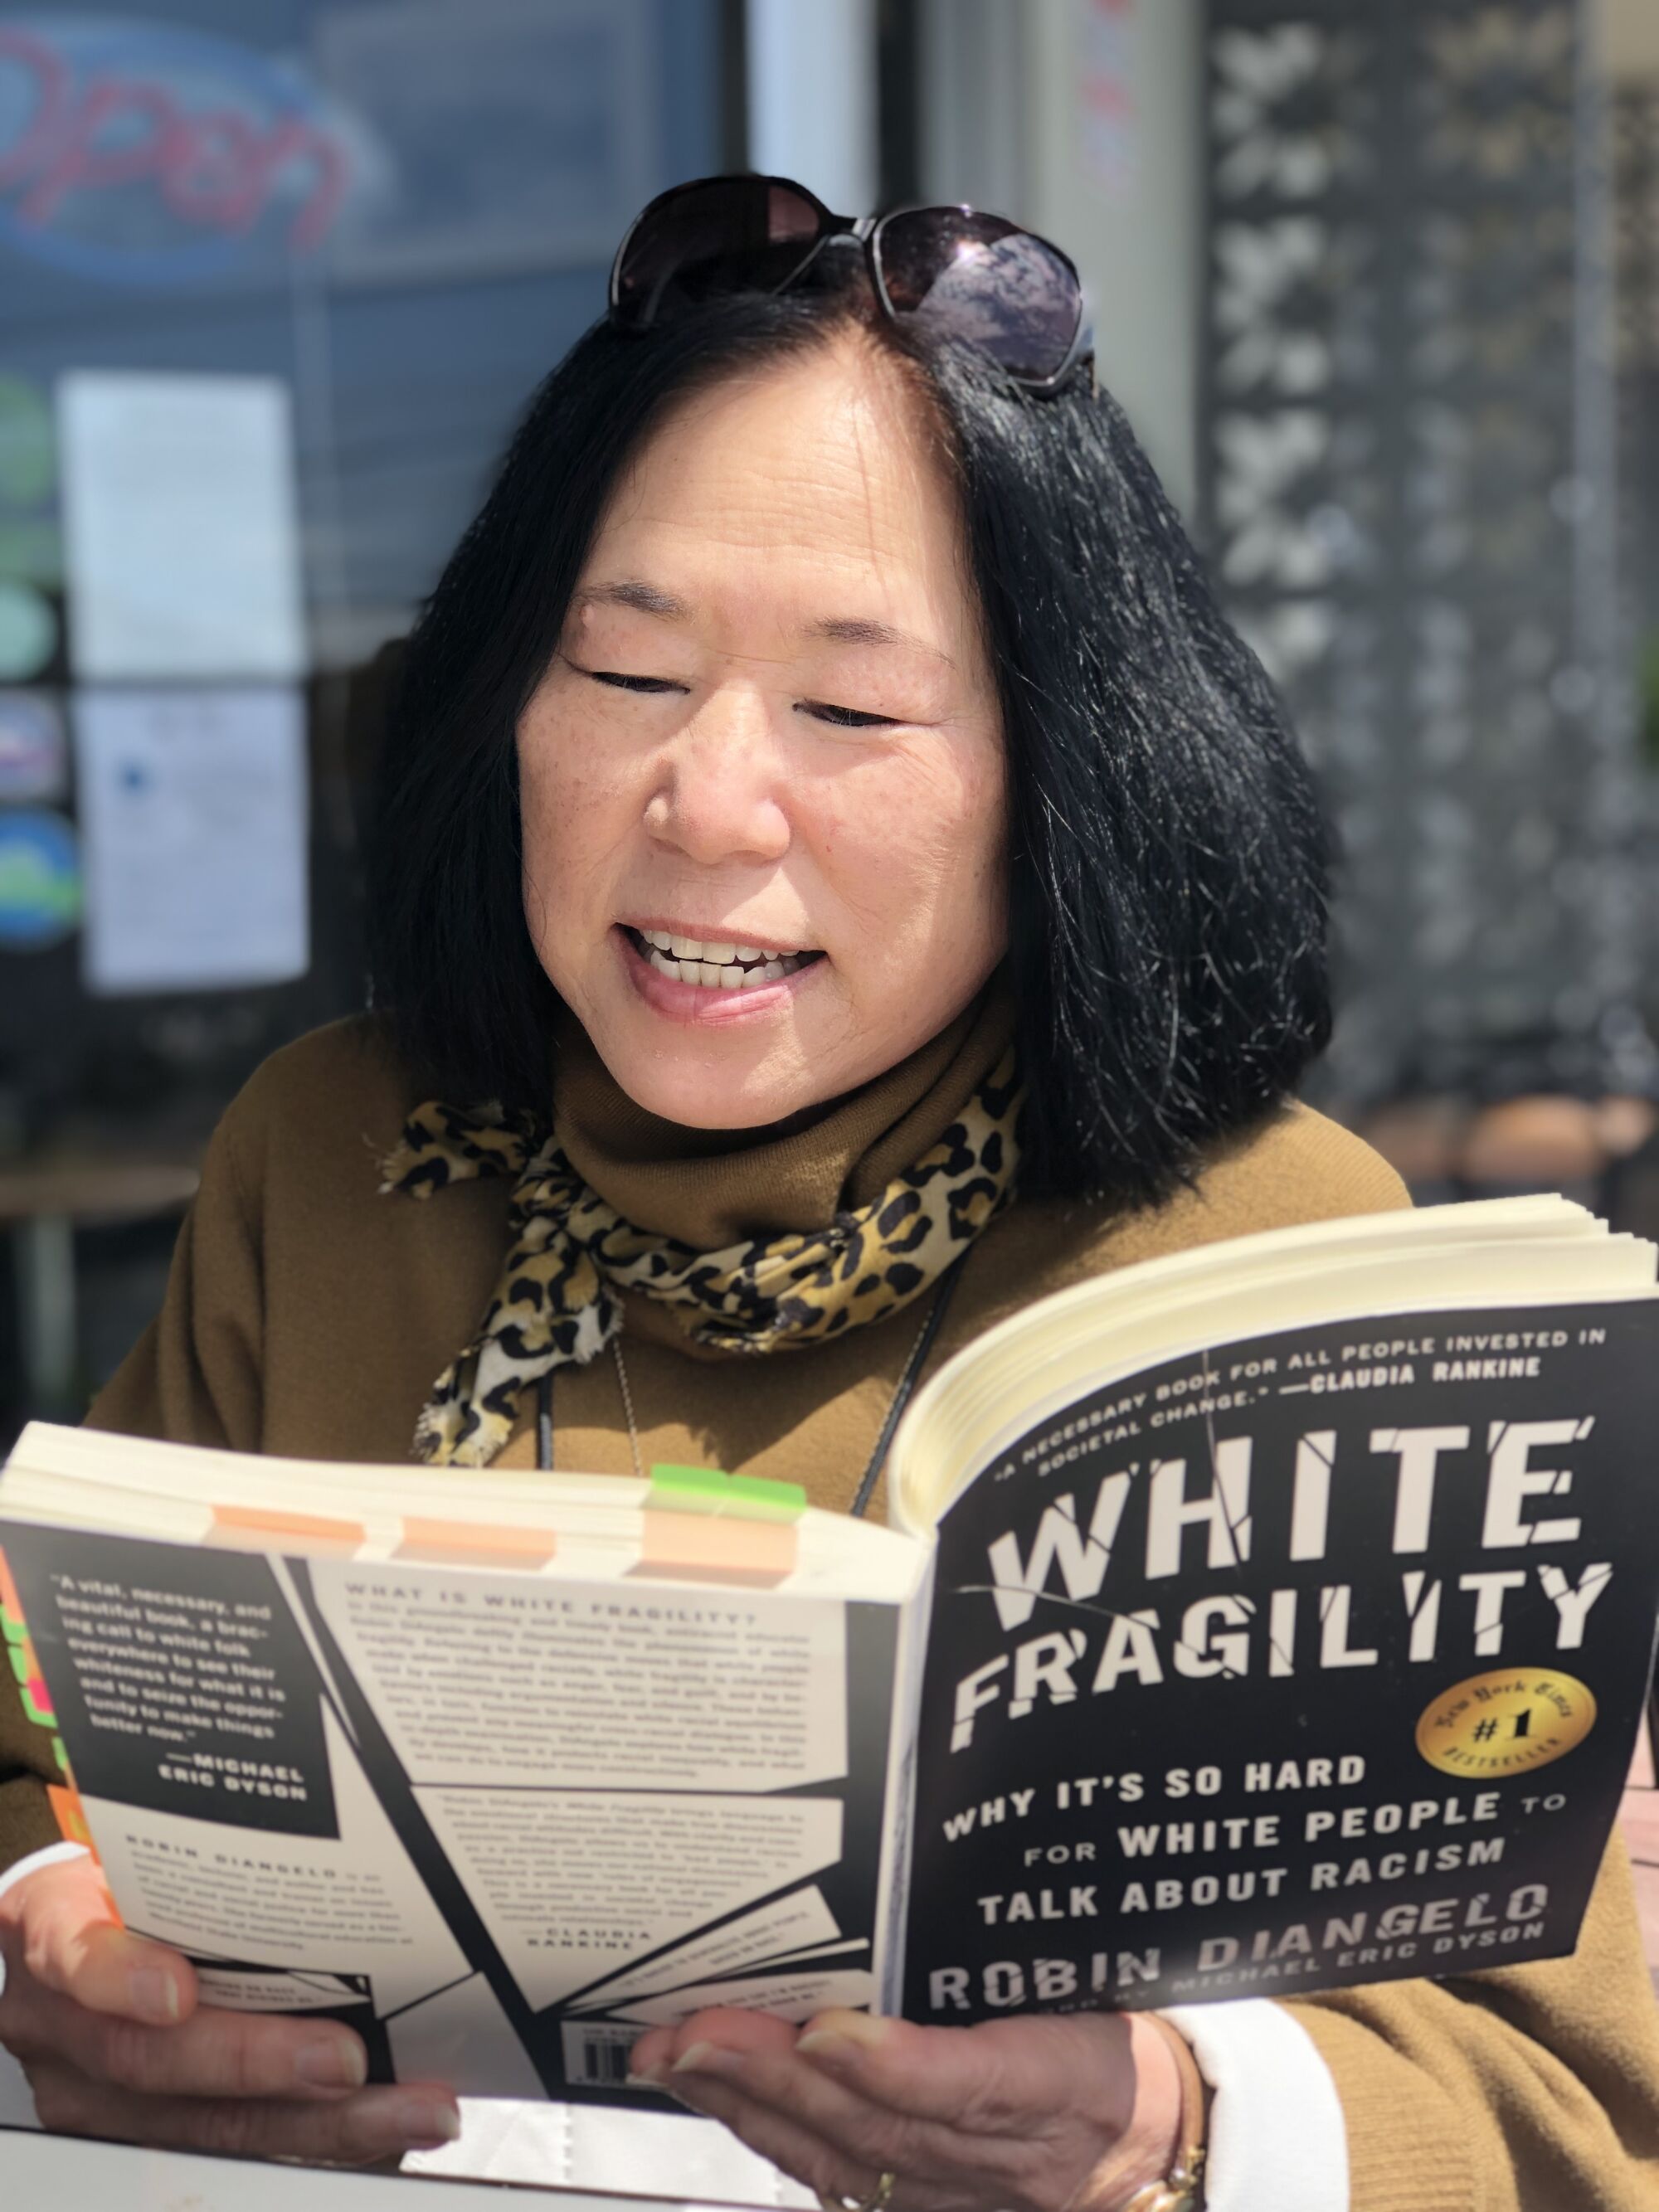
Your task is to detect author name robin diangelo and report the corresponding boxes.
[923,1884,1552,2011]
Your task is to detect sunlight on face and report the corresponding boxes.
[516,330,1009,1130]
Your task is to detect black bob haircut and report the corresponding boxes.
[368,276,1331,1216]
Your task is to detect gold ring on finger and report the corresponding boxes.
[816,2169,897,2212]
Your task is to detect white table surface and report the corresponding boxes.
[0,2128,708,2208]
[0,2047,758,2209]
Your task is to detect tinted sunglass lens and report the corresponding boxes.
[876,211,1082,383]
[613,178,825,327]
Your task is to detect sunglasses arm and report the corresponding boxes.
[1024,318,1095,400]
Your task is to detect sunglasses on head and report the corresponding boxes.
[609,173,1093,396]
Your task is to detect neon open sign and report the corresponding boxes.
[0,15,353,285]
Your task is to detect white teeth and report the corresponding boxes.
[636,926,817,989]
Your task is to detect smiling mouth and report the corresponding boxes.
[622,926,825,991]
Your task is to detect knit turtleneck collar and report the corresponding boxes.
[550,973,1018,1252]
[380,976,1024,1450]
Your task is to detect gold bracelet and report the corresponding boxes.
[1118,2015,1207,2212]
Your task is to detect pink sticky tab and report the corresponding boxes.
[209,1504,366,1555]
[397,1519,558,1569]
[631,1511,796,1587]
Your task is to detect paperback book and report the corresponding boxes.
[2,1195,1657,2103]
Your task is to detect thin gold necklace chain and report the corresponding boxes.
[610,1314,935,1499]
[611,1336,646,1483]
[534,1257,967,1505]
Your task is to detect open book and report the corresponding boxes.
[3,1195,1658,2103]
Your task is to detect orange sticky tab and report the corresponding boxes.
[632,1510,796,1587]
[48,1780,92,1850]
[0,1545,25,1627]
[209,1505,367,1554]
[397,1519,557,1568]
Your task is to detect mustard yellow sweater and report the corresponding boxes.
[3,1007,1657,2210]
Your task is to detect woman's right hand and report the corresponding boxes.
[0,1856,460,2163]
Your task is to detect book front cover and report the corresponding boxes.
[902,1300,1659,2019]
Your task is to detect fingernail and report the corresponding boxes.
[129,1967,179,2024]
[398,2098,461,2146]
[672,2040,724,2075]
[798,2015,888,2065]
[630,2060,670,2087]
[802,2010,889,2050]
[795,2030,854,2067]
[295,2035,367,2089]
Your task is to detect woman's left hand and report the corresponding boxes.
[629,2004,1186,2212]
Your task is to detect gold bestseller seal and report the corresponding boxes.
[1416,1668,1596,1779]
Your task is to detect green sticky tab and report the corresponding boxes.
[0,1605,26,1646]
[7,1643,29,1685]
[649,1464,732,1515]
[647,1464,806,1522]
[53,1735,68,1773]
[20,1687,52,1728]
[725,1473,807,1523]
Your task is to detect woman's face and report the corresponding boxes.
[515,332,1009,1130]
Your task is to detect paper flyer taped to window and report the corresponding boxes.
[57,372,306,682]
[73,687,309,994]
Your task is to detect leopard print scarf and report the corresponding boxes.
[381,1050,1023,1467]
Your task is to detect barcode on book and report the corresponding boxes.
[561,2019,645,2087]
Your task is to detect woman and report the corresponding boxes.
[1,177,1655,2211]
